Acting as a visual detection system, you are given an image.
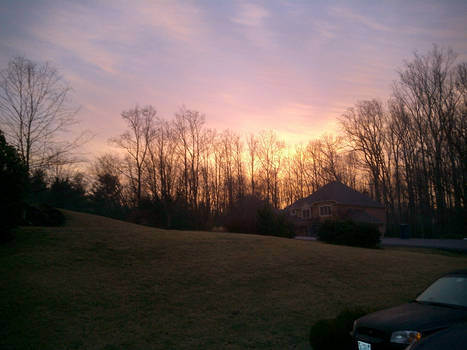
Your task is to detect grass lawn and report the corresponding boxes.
[1,210,466,350]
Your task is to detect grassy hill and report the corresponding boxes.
[1,210,466,350]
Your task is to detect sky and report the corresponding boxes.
[0,0,466,157]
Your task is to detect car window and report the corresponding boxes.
[416,276,467,308]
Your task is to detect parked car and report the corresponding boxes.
[406,322,467,350]
[351,270,467,349]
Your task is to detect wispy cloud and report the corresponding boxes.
[17,0,207,76]
[137,0,206,43]
[230,2,276,51]
[313,20,337,40]
[232,2,269,27]
[2,0,466,150]
[23,2,124,74]
[329,6,393,33]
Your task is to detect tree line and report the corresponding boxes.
[91,107,360,231]
[341,46,466,236]
[1,46,465,236]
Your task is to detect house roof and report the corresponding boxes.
[288,181,384,209]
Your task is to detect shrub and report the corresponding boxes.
[309,308,369,350]
[223,197,295,238]
[0,131,28,242]
[24,204,65,226]
[256,205,295,238]
[223,196,266,234]
[28,169,49,203]
[48,175,89,210]
[318,220,381,248]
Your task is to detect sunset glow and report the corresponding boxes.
[0,0,466,154]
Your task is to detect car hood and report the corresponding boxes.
[410,323,467,350]
[357,302,467,334]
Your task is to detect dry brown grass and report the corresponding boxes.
[1,210,466,349]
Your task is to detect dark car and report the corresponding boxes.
[351,270,467,350]
[406,322,467,350]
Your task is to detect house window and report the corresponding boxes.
[291,209,297,216]
[319,206,332,216]
[303,209,310,218]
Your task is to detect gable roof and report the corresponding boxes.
[289,181,384,209]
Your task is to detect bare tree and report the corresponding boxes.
[173,107,206,209]
[305,139,325,192]
[454,63,467,209]
[199,128,216,212]
[390,46,466,233]
[146,117,178,202]
[0,56,85,171]
[319,134,346,184]
[111,105,156,206]
[290,143,307,201]
[90,154,125,210]
[246,133,259,197]
[340,100,389,204]
[335,47,466,235]
[257,130,284,207]
[214,129,245,209]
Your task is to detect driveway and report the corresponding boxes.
[295,236,467,252]
[381,237,467,252]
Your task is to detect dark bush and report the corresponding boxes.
[223,196,266,234]
[318,220,381,248]
[256,205,295,238]
[125,197,211,231]
[0,131,28,242]
[89,172,126,220]
[223,197,295,238]
[48,175,89,210]
[164,199,210,230]
[309,308,369,350]
[28,169,49,203]
[24,204,65,226]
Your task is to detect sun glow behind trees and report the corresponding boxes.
[102,46,466,236]
[1,46,465,236]
[106,106,355,211]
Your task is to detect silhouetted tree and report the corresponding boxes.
[111,105,156,206]
[0,56,86,172]
[246,133,259,198]
[338,46,466,236]
[173,108,206,209]
[98,46,465,236]
[391,46,466,234]
[0,130,27,240]
[340,100,389,204]
[257,130,284,208]
[29,168,48,202]
[48,174,88,210]
[90,173,123,217]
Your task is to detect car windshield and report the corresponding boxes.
[416,275,467,308]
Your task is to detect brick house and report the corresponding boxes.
[285,181,386,235]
